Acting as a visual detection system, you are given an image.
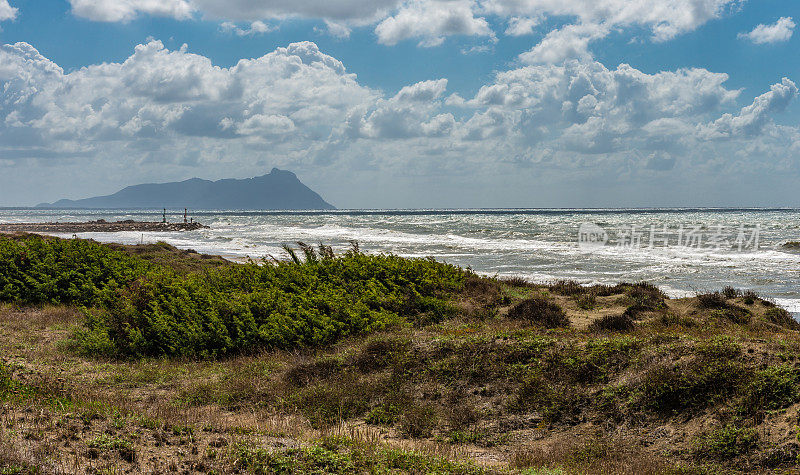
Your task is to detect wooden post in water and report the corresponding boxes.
[184,208,188,224]
[162,208,166,223]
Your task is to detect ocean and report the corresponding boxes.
[2,208,799,314]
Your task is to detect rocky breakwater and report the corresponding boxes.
[0,219,208,233]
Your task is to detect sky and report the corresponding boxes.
[0,0,798,208]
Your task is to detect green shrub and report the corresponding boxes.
[697,292,727,309]
[508,297,569,328]
[588,314,634,332]
[366,404,402,426]
[0,236,468,358]
[692,424,758,460]
[0,236,149,307]
[742,290,759,305]
[722,286,741,299]
[637,356,750,414]
[576,293,596,310]
[739,365,800,416]
[400,405,438,438]
[232,437,485,474]
[764,307,800,330]
[74,248,464,358]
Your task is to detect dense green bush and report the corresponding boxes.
[0,236,465,358]
[85,247,463,357]
[0,236,149,307]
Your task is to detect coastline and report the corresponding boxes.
[2,233,800,473]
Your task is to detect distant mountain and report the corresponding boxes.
[37,168,335,210]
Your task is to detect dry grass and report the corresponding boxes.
[2,262,800,473]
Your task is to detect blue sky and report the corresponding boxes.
[0,0,798,207]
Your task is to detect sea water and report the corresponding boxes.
[2,208,799,314]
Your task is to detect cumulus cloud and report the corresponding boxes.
[700,78,798,139]
[60,0,743,53]
[0,40,377,161]
[739,17,795,44]
[0,0,17,21]
[519,23,608,64]
[375,0,492,46]
[1,38,798,206]
[480,0,741,42]
[353,79,454,138]
[69,0,195,22]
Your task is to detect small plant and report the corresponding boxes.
[508,297,569,328]
[400,405,437,438]
[88,434,135,462]
[764,307,800,330]
[365,404,401,426]
[576,293,596,310]
[588,314,634,332]
[739,365,800,417]
[637,356,749,414]
[658,313,696,327]
[692,424,758,459]
[547,280,585,296]
[698,292,727,309]
[447,430,483,445]
[742,290,759,305]
[722,286,741,299]
[712,307,751,325]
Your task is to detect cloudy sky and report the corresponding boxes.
[0,0,798,208]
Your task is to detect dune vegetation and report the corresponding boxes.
[1,234,800,474]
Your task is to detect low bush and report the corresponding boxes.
[698,292,727,309]
[692,424,758,460]
[763,307,800,330]
[742,290,759,305]
[400,405,438,438]
[637,355,750,415]
[547,280,584,296]
[722,286,741,299]
[0,236,149,307]
[739,365,800,417]
[576,293,596,310]
[588,314,634,332]
[508,297,569,328]
[0,237,465,358]
[232,436,485,474]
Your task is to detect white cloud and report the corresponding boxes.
[519,23,608,64]
[69,0,195,22]
[375,0,493,46]
[480,0,741,42]
[220,20,274,36]
[700,78,798,139]
[0,40,376,158]
[0,0,17,21]
[1,38,798,207]
[505,16,540,36]
[60,0,744,53]
[323,21,352,39]
[738,17,795,44]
